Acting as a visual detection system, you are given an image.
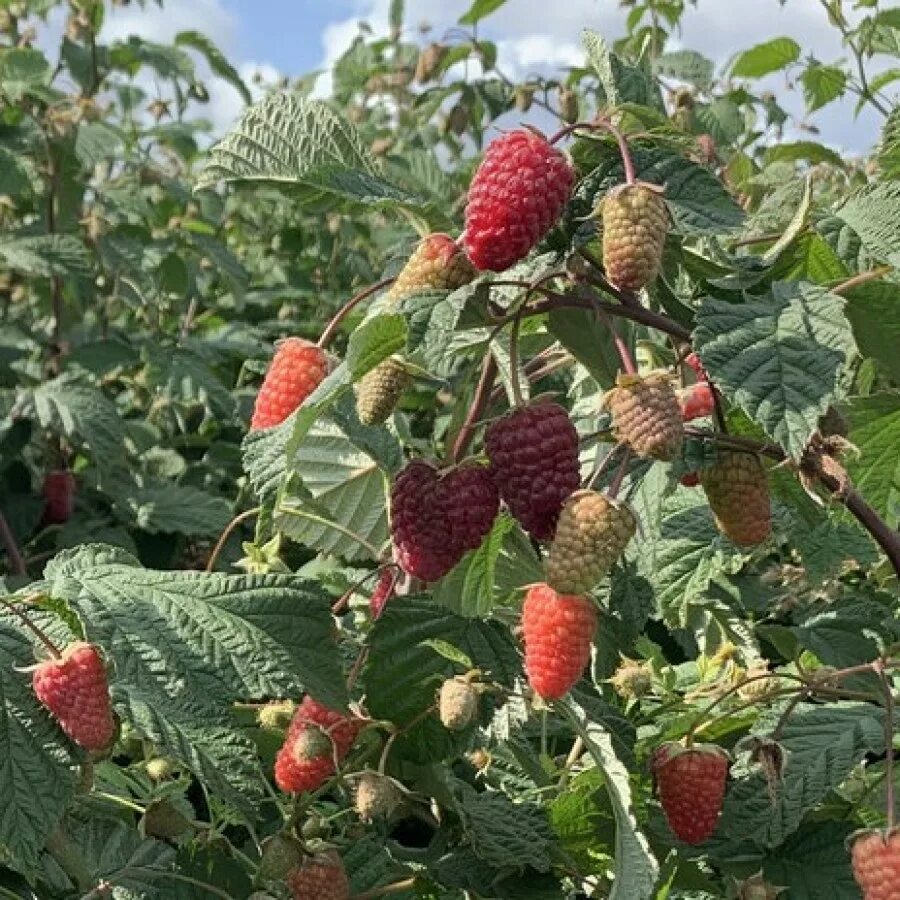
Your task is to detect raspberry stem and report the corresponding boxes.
[875,659,895,830]
[451,351,498,464]
[0,510,26,577]
[317,277,395,350]
[607,450,631,499]
[205,507,260,573]
[508,304,526,407]
[548,119,637,185]
[0,597,62,658]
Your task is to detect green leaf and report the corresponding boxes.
[548,306,620,390]
[460,790,555,872]
[114,480,232,537]
[583,30,620,106]
[32,375,127,474]
[0,612,79,870]
[53,563,347,710]
[793,518,879,587]
[845,282,900,381]
[654,51,714,90]
[583,29,661,109]
[763,821,860,900]
[694,282,856,458]
[459,0,507,26]
[713,704,886,854]
[731,37,801,78]
[877,103,900,178]
[0,146,30,195]
[846,393,900,529]
[144,345,236,419]
[763,141,844,167]
[175,30,252,105]
[836,180,900,265]
[75,122,124,168]
[0,48,50,100]
[563,699,659,900]
[276,418,390,561]
[187,232,248,305]
[401,283,480,358]
[196,92,423,210]
[0,234,91,278]
[800,63,848,113]
[346,313,407,379]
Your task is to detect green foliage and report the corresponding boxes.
[0,0,897,897]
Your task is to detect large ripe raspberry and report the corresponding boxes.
[651,742,730,845]
[42,470,76,525]
[485,401,580,541]
[286,852,350,900]
[522,584,597,700]
[700,450,771,547]
[601,182,669,292]
[463,129,575,271]
[356,357,411,425]
[251,338,329,430]
[32,642,116,751]
[601,372,683,461]
[368,568,396,620]
[390,460,499,582]
[545,491,637,594]
[851,828,900,900]
[438,677,479,730]
[388,233,476,304]
[274,697,360,794]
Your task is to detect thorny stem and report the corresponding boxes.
[451,350,497,464]
[0,597,61,658]
[205,507,260,572]
[0,510,27,576]
[831,265,894,296]
[875,659,895,830]
[593,304,637,375]
[548,119,637,186]
[558,736,585,789]
[586,443,624,491]
[317,277,395,350]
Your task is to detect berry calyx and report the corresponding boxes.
[652,742,730,845]
[42,469,76,525]
[274,697,361,794]
[285,851,350,900]
[601,372,684,461]
[522,584,597,700]
[851,827,900,900]
[390,459,499,582]
[485,401,580,541]
[463,129,574,272]
[438,676,479,730]
[600,182,669,292]
[545,490,637,594]
[700,450,772,547]
[251,338,329,430]
[32,641,116,751]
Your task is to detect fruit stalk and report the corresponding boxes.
[0,509,26,576]
[0,597,61,658]
[876,659,895,829]
[317,277,395,350]
[451,351,498,464]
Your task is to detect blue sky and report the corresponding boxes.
[96,0,894,153]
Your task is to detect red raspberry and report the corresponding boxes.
[390,460,499,582]
[274,697,360,794]
[485,402,580,541]
[684,352,708,380]
[286,851,350,900]
[368,568,396,619]
[851,828,900,900]
[680,472,700,488]
[522,584,597,700]
[652,742,730,845]
[251,338,329,430]
[463,129,574,271]
[42,469,76,524]
[679,382,715,421]
[32,642,116,751]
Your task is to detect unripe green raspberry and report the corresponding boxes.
[600,182,669,292]
[545,491,637,594]
[387,233,475,306]
[258,832,305,881]
[700,450,771,547]
[354,772,401,820]
[356,357,411,425]
[439,677,478,730]
[601,371,683,461]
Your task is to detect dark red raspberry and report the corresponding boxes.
[390,460,499,581]
[652,742,730,845]
[680,472,700,488]
[274,697,360,794]
[522,584,597,700]
[251,338,329,430]
[32,642,116,751]
[368,568,396,619]
[42,469,76,524]
[485,402,580,541]
[463,129,575,271]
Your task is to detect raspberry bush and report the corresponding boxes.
[0,1,898,898]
